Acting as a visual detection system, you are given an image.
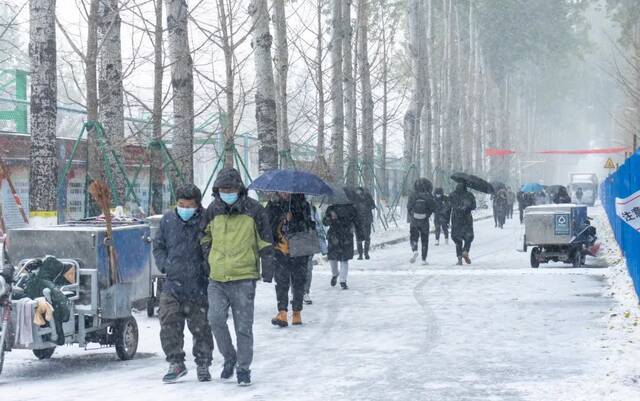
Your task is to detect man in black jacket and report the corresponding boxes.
[433,187,451,246]
[407,178,437,265]
[450,182,477,265]
[153,184,214,383]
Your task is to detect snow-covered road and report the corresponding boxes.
[1,210,637,401]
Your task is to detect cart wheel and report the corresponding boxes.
[530,247,540,268]
[572,251,582,268]
[33,347,56,360]
[114,317,138,361]
[146,297,155,318]
[0,340,5,376]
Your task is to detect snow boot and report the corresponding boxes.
[435,239,440,246]
[163,363,188,383]
[220,359,236,380]
[197,364,211,382]
[357,242,364,260]
[237,369,252,387]
[340,282,349,290]
[292,311,303,325]
[331,275,338,287]
[456,257,463,266]
[422,260,429,266]
[271,310,288,327]
[462,251,471,265]
[410,251,419,264]
[304,293,313,305]
[364,242,370,259]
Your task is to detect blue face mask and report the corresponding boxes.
[220,192,239,205]
[177,207,197,221]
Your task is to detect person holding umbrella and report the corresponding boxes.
[407,178,437,264]
[266,192,315,327]
[450,173,487,265]
[323,186,359,289]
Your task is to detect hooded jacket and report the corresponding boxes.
[153,206,209,300]
[266,194,314,255]
[201,168,276,283]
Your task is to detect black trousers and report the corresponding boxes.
[159,292,214,366]
[452,233,474,258]
[274,252,307,312]
[410,223,430,261]
[434,217,449,240]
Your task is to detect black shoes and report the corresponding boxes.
[340,282,349,290]
[197,364,211,382]
[331,275,338,287]
[237,369,252,386]
[221,359,236,380]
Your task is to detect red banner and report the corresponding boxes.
[484,147,630,157]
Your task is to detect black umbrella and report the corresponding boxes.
[491,181,507,192]
[322,183,352,205]
[451,172,494,194]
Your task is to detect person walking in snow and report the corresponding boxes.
[153,184,214,383]
[201,168,276,387]
[506,187,516,219]
[323,201,359,290]
[493,188,509,229]
[266,193,314,327]
[553,186,572,204]
[406,178,437,264]
[450,182,477,265]
[352,187,376,260]
[433,187,451,246]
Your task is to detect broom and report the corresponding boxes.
[89,181,119,285]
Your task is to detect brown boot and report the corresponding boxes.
[292,311,302,326]
[271,311,288,327]
[462,251,471,265]
[457,257,463,266]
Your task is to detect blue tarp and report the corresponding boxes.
[600,149,640,298]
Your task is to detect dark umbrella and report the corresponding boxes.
[248,169,334,196]
[322,183,352,205]
[451,172,494,194]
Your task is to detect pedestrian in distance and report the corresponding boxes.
[153,184,214,383]
[494,188,509,229]
[323,201,359,290]
[201,168,276,387]
[506,187,516,219]
[303,204,328,305]
[352,187,376,260]
[553,186,572,204]
[407,178,437,265]
[266,193,314,327]
[433,187,451,246]
[450,182,477,265]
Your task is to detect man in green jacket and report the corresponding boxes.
[202,168,275,387]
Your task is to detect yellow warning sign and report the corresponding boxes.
[604,158,616,169]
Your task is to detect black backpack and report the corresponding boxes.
[413,196,430,220]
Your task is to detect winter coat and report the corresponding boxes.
[433,194,452,225]
[507,190,516,206]
[266,194,315,255]
[450,188,476,240]
[323,204,358,261]
[201,168,276,283]
[154,206,209,300]
[407,179,437,227]
[553,188,572,204]
[353,189,376,230]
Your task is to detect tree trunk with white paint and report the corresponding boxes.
[330,0,345,181]
[165,0,194,182]
[249,0,278,173]
[272,0,290,166]
[98,0,126,205]
[29,0,58,218]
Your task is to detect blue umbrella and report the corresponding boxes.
[521,183,544,193]
[248,169,334,196]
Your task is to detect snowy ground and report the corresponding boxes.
[2,207,640,400]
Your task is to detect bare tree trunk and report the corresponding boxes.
[150,0,164,214]
[358,0,374,192]
[330,0,345,181]
[85,0,101,216]
[442,0,453,174]
[343,0,357,186]
[423,0,434,179]
[98,0,126,205]
[315,0,326,159]
[250,0,278,173]
[216,0,235,168]
[165,0,194,182]
[272,0,290,165]
[380,2,390,196]
[29,0,58,219]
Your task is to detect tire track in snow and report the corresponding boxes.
[412,275,441,355]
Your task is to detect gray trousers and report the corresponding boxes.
[207,279,256,371]
[304,256,313,294]
[330,260,349,283]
